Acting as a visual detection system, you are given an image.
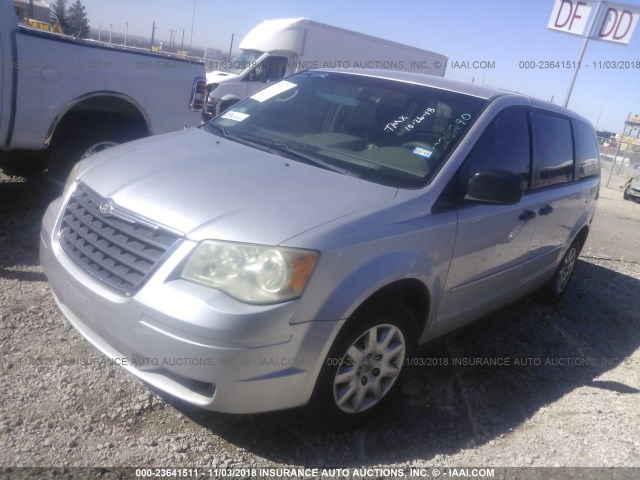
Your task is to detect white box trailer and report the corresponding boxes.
[203,18,447,118]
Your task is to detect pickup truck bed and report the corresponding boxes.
[0,2,205,177]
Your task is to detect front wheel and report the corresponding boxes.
[310,303,415,426]
[623,184,632,201]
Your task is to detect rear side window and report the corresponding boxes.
[462,108,531,189]
[534,112,574,188]
[574,120,600,179]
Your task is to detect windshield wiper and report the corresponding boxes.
[238,136,350,175]
[206,126,350,175]
[205,122,231,138]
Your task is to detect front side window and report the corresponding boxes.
[461,108,531,192]
[206,71,488,188]
[249,56,288,83]
[534,112,574,188]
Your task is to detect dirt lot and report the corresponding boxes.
[1,167,639,472]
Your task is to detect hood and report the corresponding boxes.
[206,70,238,84]
[77,128,397,246]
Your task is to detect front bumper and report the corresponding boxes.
[40,197,342,414]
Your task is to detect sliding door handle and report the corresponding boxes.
[539,204,554,216]
[519,210,536,221]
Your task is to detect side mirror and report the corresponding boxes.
[465,169,525,205]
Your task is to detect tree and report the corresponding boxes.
[66,0,90,38]
[51,0,69,33]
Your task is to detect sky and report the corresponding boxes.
[75,0,640,133]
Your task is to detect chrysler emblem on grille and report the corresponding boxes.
[99,201,113,216]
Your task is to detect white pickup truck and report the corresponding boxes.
[0,0,206,177]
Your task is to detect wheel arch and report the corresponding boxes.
[573,224,590,254]
[348,279,430,342]
[45,92,152,146]
[302,250,436,342]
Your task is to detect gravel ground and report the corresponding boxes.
[1,167,639,472]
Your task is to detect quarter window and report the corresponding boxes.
[574,120,600,179]
[534,113,574,187]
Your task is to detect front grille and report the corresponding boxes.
[59,184,181,294]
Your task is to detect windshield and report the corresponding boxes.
[207,71,488,188]
[219,50,262,74]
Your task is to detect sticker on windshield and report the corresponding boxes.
[412,146,433,158]
[251,80,297,103]
[221,111,249,122]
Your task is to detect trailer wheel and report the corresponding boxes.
[48,118,146,181]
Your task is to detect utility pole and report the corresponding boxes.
[189,0,196,49]
[98,25,101,42]
[595,95,608,129]
[228,34,234,61]
[563,1,603,108]
[180,28,185,53]
[150,21,157,50]
[125,22,128,46]
[109,24,112,44]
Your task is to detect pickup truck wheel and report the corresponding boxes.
[534,238,582,304]
[310,303,415,428]
[48,120,145,181]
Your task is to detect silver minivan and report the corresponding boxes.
[40,70,600,424]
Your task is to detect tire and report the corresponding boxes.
[48,118,146,181]
[623,185,632,201]
[309,303,415,427]
[534,237,582,304]
[0,157,47,177]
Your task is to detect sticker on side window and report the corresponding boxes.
[221,111,249,122]
[412,146,433,158]
[250,81,297,103]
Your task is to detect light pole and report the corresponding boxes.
[109,24,112,44]
[124,22,128,46]
[98,25,101,41]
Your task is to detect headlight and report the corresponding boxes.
[63,162,81,198]
[180,241,318,304]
